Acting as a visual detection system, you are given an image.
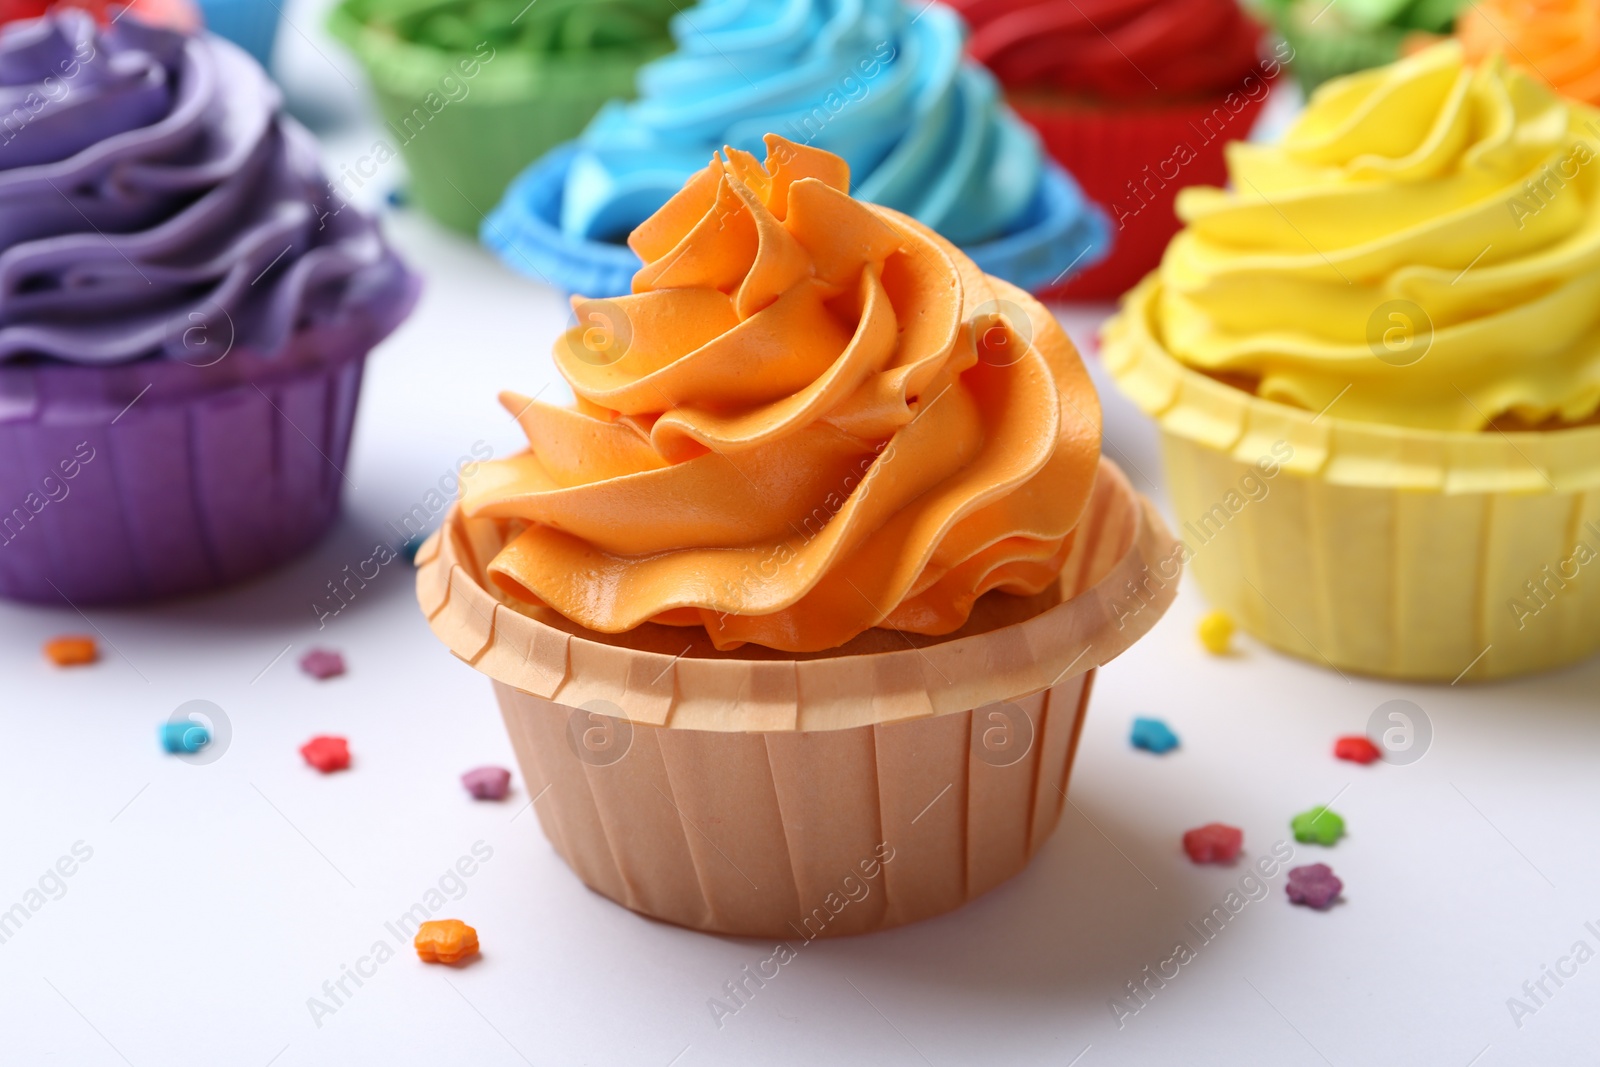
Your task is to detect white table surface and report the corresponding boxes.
[2,6,1598,1066]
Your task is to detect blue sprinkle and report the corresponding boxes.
[1130,717,1179,755]
[386,187,408,209]
[159,722,210,754]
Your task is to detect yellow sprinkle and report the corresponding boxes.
[1198,610,1235,655]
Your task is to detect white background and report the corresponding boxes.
[1,4,1597,1065]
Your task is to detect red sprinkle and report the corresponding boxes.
[1182,823,1243,864]
[1334,736,1381,764]
[300,735,350,773]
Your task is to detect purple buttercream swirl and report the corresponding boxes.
[0,12,414,366]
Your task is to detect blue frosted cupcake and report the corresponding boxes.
[482,0,1112,297]
[197,0,279,68]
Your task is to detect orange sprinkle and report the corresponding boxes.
[44,636,98,667]
[414,919,479,964]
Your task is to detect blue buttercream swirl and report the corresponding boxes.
[550,0,1108,273]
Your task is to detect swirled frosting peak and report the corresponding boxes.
[1155,43,1600,431]
[0,13,415,365]
[1459,0,1600,105]
[462,135,1103,652]
[952,0,1265,101]
[558,0,1085,251]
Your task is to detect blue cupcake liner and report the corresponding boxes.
[482,143,643,300]
[484,143,1113,299]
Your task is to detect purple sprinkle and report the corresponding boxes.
[1286,863,1343,909]
[299,648,346,680]
[462,766,512,801]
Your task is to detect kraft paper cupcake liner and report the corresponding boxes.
[418,457,1180,937]
[1104,277,1600,681]
[484,147,1111,299]
[329,3,668,235]
[0,279,419,605]
[1011,88,1271,302]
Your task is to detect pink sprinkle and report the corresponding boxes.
[1182,823,1243,864]
[299,648,346,680]
[462,766,512,801]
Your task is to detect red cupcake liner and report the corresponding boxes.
[1012,85,1272,301]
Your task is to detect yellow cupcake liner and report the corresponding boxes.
[1104,277,1600,682]
[418,458,1179,936]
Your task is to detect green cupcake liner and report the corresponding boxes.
[329,0,673,234]
[1262,0,1465,95]
[1279,19,1408,93]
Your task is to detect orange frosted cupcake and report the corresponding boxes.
[419,136,1178,937]
[1459,0,1600,104]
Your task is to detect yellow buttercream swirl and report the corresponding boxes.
[1157,42,1600,431]
[460,135,1102,652]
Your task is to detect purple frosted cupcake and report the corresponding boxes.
[0,13,418,604]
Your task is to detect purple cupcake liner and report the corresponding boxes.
[0,277,418,605]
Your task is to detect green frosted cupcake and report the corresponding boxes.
[1260,0,1461,91]
[329,0,677,233]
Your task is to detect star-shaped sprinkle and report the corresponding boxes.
[1334,736,1381,764]
[1287,863,1343,909]
[1197,610,1235,654]
[159,722,210,754]
[300,735,351,773]
[299,648,346,680]
[1291,806,1345,845]
[1183,823,1243,864]
[461,766,512,801]
[1131,717,1179,754]
[415,920,479,964]
[44,635,97,666]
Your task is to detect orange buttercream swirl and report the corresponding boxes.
[1459,0,1600,105]
[460,135,1102,652]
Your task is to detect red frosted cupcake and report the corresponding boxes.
[951,0,1283,300]
[0,0,198,29]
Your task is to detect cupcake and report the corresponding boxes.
[481,0,1112,299]
[1459,0,1600,105]
[0,0,196,28]
[0,14,418,604]
[421,136,1177,936]
[1103,43,1600,681]
[329,0,678,234]
[951,0,1278,301]
[1261,0,1464,91]
[196,0,276,68]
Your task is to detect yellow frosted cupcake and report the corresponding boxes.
[1104,42,1600,681]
